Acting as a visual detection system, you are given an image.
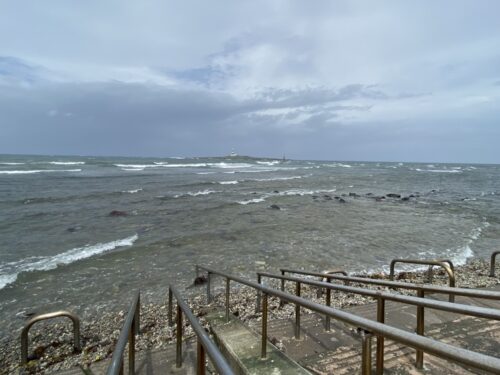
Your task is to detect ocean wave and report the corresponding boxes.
[121,168,145,171]
[237,197,266,205]
[0,234,138,289]
[415,168,462,173]
[48,161,85,165]
[0,162,25,165]
[0,169,82,175]
[122,188,143,194]
[174,189,219,198]
[323,163,352,168]
[256,161,280,166]
[218,181,239,185]
[252,176,304,182]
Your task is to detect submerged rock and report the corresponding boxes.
[108,210,128,217]
[269,204,281,210]
[386,193,401,198]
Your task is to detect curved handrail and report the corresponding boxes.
[196,265,500,374]
[107,291,140,375]
[168,285,235,375]
[21,311,81,365]
[389,259,455,302]
[490,251,500,277]
[279,268,500,301]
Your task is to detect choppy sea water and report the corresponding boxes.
[1,155,499,335]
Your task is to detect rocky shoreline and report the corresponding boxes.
[1,258,498,374]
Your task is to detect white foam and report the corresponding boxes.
[122,168,144,171]
[48,161,85,165]
[218,181,239,185]
[257,161,280,166]
[0,234,138,289]
[252,176,303,182]
[415,168,462,173]
[122,188,143,194]
[0,162,25,165]
[237,197,266,205]
[174,189,219,198]
[0,169,81,175]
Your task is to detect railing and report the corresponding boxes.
[21,311,81,365]
[490,251,500,277]
[167,285,235,375]
[196,265,500,375]
[279,267,500,303]
[257,271,500,373]
[389,259,455,302]
[106,291,140,375]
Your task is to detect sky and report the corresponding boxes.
[1,1,499,163]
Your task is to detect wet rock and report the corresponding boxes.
[193,276,207,286]
[386,193,401,198]
[108,210,128,217]
[338,198,346,203]
[349,192,358,197]
[365,193,373,196]
[323,195,332,200]
[401,196,410,201]
[273,190,279,194]
[269,204,281,210]
[375,196,385,202]
[66,227,80,233]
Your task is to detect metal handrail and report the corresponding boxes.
[279,267,500,302]
[20,311,81,365]
[389,259,455,302]
[106,291,140,375]
[195,265,500,375]
[167,285,235,375]
[490,251,500,277]
[258,271,500,373]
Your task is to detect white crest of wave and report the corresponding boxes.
[122,188,143,194]
[48,161,85,165]
[218,181,239,185]
[257,161,280,166]
[237,197,266,205]
[0,234,138,289]
[174,189,219,198]
[0,169,81,175]
[415,168,462,173]
[0,162,25,165]
[252,176,303,182]
[122,168,145,171]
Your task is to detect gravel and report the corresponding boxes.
[1,258,498,374]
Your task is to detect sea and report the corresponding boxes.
[1,154,499,336]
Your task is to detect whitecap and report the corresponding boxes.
[415,169,461,173]
[0,169,81,175]
[48,161,85,165]
[237,197,266,205]
[218,181,239,185]
[174,189,219,198]
[0,162,25,165]
[0,234,138,289]
[256,161,280,166]
[122,189,143,194]
[121,168,145,171]
[252,176,303,182]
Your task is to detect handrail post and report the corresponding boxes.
[168,288,173,327]
[197,339,206,375]
[135,292,140,335]
[207,272,212,303]
[279,270,285,307]
[416,289,425,369]
[176,304,183,368]
[129,316,136,375]
[325,279,331,331]
[225,277,230,322]
[361,330,373,375]
[256,274,262,313]
[295,281,301,339]
[376,296,385,375]
[490,251,500,277]
[261,293,268,359]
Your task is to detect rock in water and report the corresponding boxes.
[386,193,401,198]
[269,204,281,210]
[193,276,207,286]
[108,210,128,217]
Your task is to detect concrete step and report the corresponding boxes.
[205,309,312,375]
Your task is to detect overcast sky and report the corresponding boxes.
[1,1,499,163]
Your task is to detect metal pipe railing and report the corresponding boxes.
[196,265,500,375]
[389,259,455,302]
[167,285,236,375]
[20,311,81,365]
[279,267,500,302]
[257,271,500,373]
[490,251,500,277]
[106,291,141,375]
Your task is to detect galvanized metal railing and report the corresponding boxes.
[490,251,500,277]
[167,285,236,375]
[21,311,81,365]
[279,267,500,304]
[106,291,140,375]
[196,265,500,375]
[257,271,500,374]
[389,259,455,302]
